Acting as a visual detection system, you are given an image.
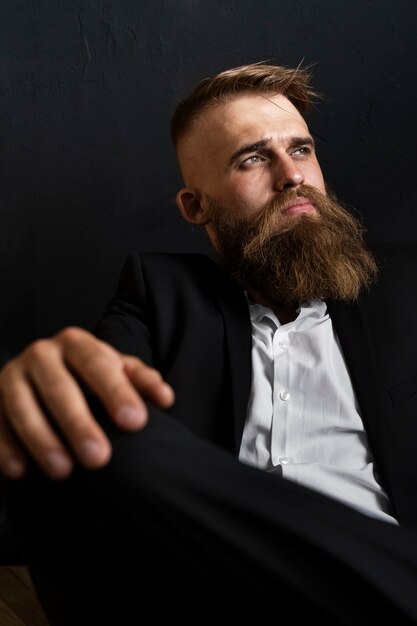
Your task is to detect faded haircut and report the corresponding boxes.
[170,62,320,148]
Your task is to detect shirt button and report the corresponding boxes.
[279,390,290,402]
[279,457,289,465]
[278,341,288,351]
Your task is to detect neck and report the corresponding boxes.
[246,288,299,325]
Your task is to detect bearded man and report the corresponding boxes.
[1,63,417,624]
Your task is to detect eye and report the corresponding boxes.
[239,154,266,169]
[292,145,312,157]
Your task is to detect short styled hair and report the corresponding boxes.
[170,62,319,148]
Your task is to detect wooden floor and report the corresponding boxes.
[0,566,50,626]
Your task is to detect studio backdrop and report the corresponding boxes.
[1,0,416,363]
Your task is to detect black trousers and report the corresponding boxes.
[7,401,417,625]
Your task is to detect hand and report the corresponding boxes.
[0,327,174,480]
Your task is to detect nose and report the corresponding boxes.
[272,153,304,191]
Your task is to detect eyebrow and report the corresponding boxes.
[228,138,272,167]
[228,135,315,168]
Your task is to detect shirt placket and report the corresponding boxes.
[271,325,291,468]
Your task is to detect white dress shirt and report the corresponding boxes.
[239,298,397,524]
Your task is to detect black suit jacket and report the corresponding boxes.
[94,243,417,526]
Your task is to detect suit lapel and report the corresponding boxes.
[212,275,253,454]
[326,299,387,458]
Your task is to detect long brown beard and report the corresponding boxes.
[207,185,378,305]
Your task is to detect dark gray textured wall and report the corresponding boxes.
[1,0,417,362]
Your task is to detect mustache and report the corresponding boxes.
[207,184,324,236]
[250,184,331,226]
[242,185,330,255]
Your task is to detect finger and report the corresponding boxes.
[57,328,150,430]
[0,402,27,479]
[123,356,175,408]
[1,371,76,479]
[21,346,113,471]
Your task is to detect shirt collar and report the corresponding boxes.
[246,294,327,328]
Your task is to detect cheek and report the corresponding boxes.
[226,174,270,215]
[304,163,326,193]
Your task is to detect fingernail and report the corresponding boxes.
[6,458,25,478]
[116,405,145,428]
[45,451,72,476]
[79,438,107,464]
[161,383,175,403]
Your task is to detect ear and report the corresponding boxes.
[176,188,211,225]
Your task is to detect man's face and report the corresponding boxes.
[176,91,377,305]
[176,92,326,242]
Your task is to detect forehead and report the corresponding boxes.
[202,92,308,137]
[178,93,310,177]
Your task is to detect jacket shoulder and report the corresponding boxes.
[124,251,233,293]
